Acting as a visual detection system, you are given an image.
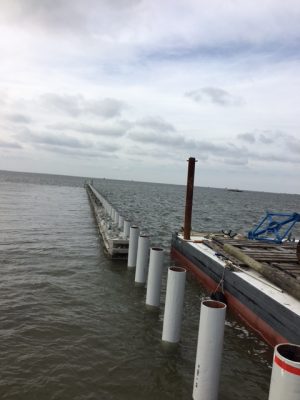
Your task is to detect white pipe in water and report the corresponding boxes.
[135,234,150,285]
[193,300,227,400]
[146,247,164,308]
[162,266,186,343]
[123,220,130,239]
[118,215,124,230]
[114,211,119,225]
[268,343,300,400]
[127,226,140,268]
[111,208,115,220]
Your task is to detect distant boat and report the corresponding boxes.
[227,188,243,192]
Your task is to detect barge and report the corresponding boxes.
[171,232,300,346]
[171,157,300,347]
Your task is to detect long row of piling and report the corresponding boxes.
[86,181,228,399]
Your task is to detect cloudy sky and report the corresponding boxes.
[0,0,299,193]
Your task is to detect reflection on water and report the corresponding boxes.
[0,170,299,399]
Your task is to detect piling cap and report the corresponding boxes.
[169,266,186,273]
[202,299,227,309]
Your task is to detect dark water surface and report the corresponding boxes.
[1,170,299,400]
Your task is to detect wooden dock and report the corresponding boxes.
[86,184,129,259]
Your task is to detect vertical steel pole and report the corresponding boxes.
[184,157,196,240]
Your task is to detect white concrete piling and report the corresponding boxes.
[127,226,140,268]
[111,208,115,220]
[135,234,150,285]
[118,215,124,230]
[193,300,227,400]
[268,343,300,400]
[123,220,130,239]
[114,211,119,225]
[146,247,164,308]
[162,266,186,344]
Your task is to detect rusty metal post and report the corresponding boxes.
[184,157,196,240]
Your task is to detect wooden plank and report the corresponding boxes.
[242,250,296,256]
[243,254,297,260]
[243,252,296,257]
[212,237,297,250]
[272,264,300,273]
[243,247,295,252]
[249,259,298,264]
[272,263,300,269]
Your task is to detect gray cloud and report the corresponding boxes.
[47,122,127,137]
[225,157,249,166]
[129,131,181,146]
[237,130,293,147]
[259,133,276,144]
[41,94,82,117]
[125,144,204,162]
[128,130,240,157]
[0,0,87,32]
[0,140,22,149]
[136,116,175,132]
[285,135,300,155]
[35,144,115,159]
[24,131,90,149]
[128,129,300,166]
[6,113,32,124]
[258,130,285,144]
[70,124,126,137]
[41,94,127,119]
[186,87,244,106]
[19,129,120,158]
[248,151,300,164]
[85,98,127,119]
[237,133,256,143]
[0,0,140,33]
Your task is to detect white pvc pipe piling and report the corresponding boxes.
[162,266,186,344]
[118,215,124,230]
[268,343,300,400]
[193,300,227,400]
[146,247,164,308]
[135,234,150,285]
[127,226,140,268]
[111,208,115,220]
[114,211,119,225]
[123,220,130,239]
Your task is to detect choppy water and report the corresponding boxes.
[0,170,299,400]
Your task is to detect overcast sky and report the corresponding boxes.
[0,0,299,193]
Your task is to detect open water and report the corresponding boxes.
[0,170,299,400]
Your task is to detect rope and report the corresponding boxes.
[213,263,228,294]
